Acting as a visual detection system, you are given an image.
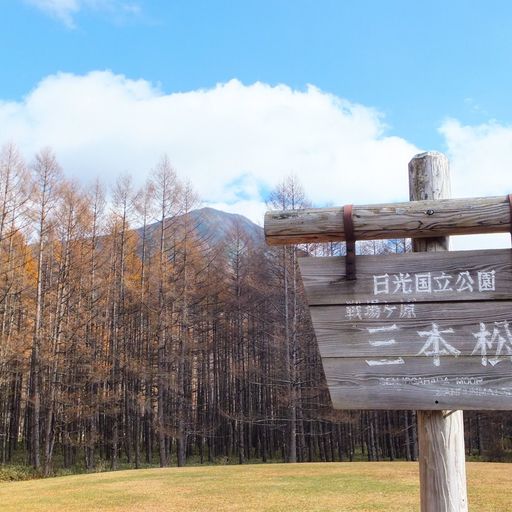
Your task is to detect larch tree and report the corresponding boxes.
[150,155,182,467]
[28,148,62,469]
[267,175,309,463]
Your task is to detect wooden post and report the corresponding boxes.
[409,151,468,512]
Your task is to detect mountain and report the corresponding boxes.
[135,207,264,249]
[188,207,264,246]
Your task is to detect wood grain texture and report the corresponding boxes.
[310,301,512,358]
[418,410,467,512]
[264,194,511,245]
[299,249,512,305]
[409,151,468,512]
[322,356,512,410]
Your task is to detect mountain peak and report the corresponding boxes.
[188,207,264,245]
[136,207,264,249]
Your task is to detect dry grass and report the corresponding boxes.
[0,461,510,511]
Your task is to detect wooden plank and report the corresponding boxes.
[310,301,512,358]
[322,356,512,410]
[299,249,512,305]
[264,194,511,245]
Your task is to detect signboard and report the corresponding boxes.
[299,249,512,410]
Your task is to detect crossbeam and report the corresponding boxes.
[264,195,511,245]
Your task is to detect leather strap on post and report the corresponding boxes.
[344,204,356,280]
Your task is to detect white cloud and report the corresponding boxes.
[25,0,80,27]
[205,200,267,228]
[440,119,512,250]
[24,0,140,27]
[0,71,419,218]
[0,70,510,252]
[440,118,512,198]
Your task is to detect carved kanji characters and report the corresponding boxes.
[478,270,496,292]
[399,303,416,319]
[456,271,474,292]
[364,303,381,319]
[488,321,512,367]
[471,322,493,366]
[415,272,432,293]
[433,271,453,292]
[383,304,397,318]
[416,323,460,366]
[392,273,413,294]
[373,274,390,295]
[365,324,404,366]
[345,304,362,320]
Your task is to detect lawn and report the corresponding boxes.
[0,462,510,511]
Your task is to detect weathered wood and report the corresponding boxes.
[264,194,511,245]
[310,301,512,358]
[299,248,512,305]
[418,411,467,512]
[322,356,512,410]
[410,152,468,512]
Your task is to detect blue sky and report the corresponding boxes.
[4,1,512,148]
[1,1,511,248]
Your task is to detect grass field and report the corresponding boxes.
[0,461,511,511]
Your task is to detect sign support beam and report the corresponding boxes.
[265,194,511,246]
[410,151,468,512]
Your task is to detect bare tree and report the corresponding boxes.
[28,148,62,469]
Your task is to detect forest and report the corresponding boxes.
[0,143,510,477]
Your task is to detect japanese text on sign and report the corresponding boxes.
[373,269,496,295]
[364,320,512,368]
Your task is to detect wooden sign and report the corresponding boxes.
[299,248,512,410]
